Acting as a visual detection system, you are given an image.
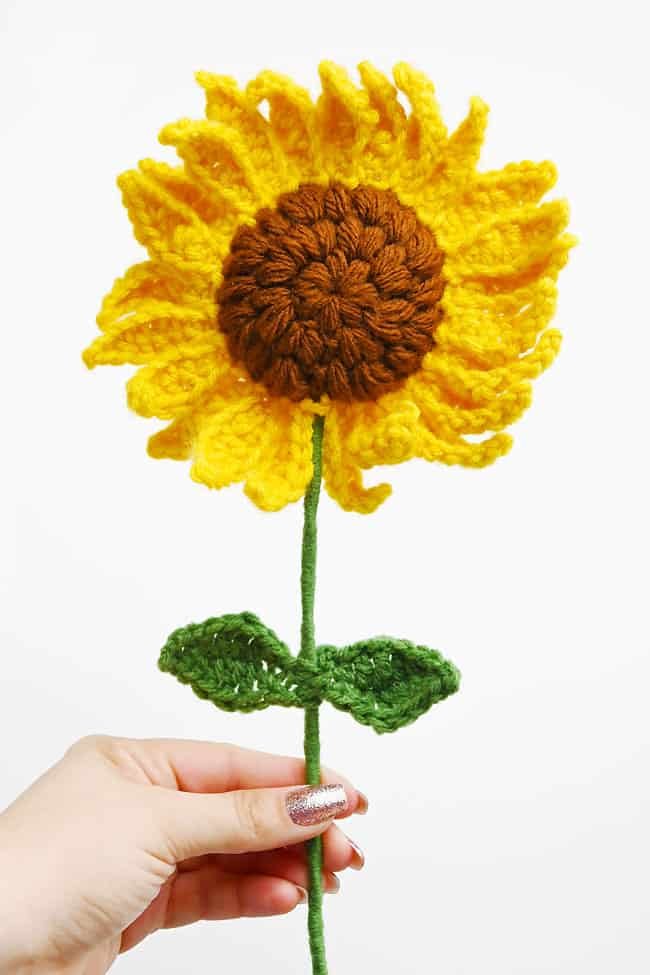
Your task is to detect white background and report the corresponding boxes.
[1,1,649,972]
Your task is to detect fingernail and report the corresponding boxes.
[325,872,341,894]
[286,784,347,826]
[356,791,369,815]
[296,886,308,904]
[347,837,365,871]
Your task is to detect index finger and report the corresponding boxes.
[121,738,366,817]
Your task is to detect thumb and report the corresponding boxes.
[157,783,349,861]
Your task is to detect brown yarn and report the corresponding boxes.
[217,182,445,402]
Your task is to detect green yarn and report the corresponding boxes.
[159,611,295,712]
[319,637,459,733]
[159,615,460,732]
[300,414,323,670]
[299,416,327,974]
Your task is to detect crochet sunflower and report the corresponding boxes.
[83,62,572,975]
[83,61,572,514]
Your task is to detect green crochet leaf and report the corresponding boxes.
[158,612,300,713]
[159,615,460,732]
[317,638,460,734]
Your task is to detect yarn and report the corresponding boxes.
[299,415,326,973]
[158,612,460,733]
[218,183,444,401]
[83,61,574,514]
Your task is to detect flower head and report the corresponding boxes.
[84,61,573,513]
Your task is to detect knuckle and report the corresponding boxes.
[64,735,132,773]
[232,790,269,848]
[65,733,111,757]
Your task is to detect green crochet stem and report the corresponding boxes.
[157,407,461,971]
[156,408,461,975]
[299,414,327,975]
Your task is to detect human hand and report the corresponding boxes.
[0,736,366,973]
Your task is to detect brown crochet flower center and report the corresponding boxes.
[217,182,445,402]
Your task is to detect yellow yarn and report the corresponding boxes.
[83,61,574,514]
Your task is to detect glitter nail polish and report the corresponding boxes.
[286,784,347,826]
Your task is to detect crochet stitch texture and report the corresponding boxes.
[83,61,574,514]
[218,182,445,401]
[159,612,460,733]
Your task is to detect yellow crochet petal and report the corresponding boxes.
[315,62,377,182]
[322,404,392,514]
[437,96,488,181]
[440,275,559,368]
[432,160,558,240]
[330,387,514,487]
[83,299,217,367]
[420,329,562,406]
[243,402,314,511]
[444,200,571,279]
[352,63,407,184]
[358,61,406,143]
[415,425,513,467]
[159,118,269,214]
[117,167,221,276]
[84,260,219,369]
[190,395,267,489]
[148,415,195,460]
[138,159,234,230]
[409,375,533,437]
[98,287,215,336]
[401,96,487,215]
[463,160,557,212]
[385,62,451,204]
[343,393,422,469]
[195,72,288,196]
[393,62,447,161]
[126,342,229,419]
[190,396,313,510]
[246,71,318,181]
[96,262,204,320]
